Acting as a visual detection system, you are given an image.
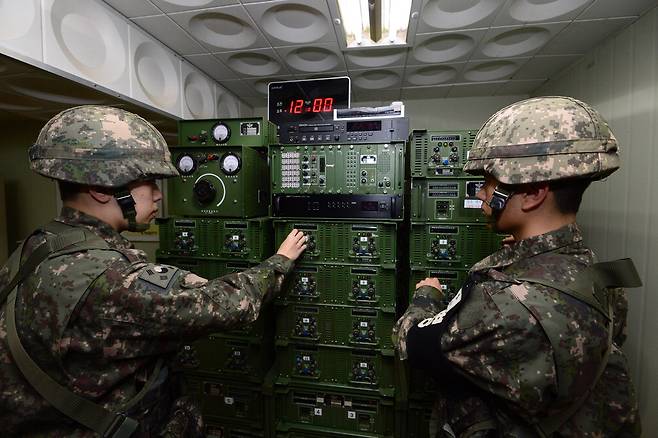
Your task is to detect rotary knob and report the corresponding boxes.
[193,179,216,204]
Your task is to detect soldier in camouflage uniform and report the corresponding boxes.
[0,105,307,437]
[394,96,641,437]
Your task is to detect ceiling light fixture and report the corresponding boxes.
[337,0,412,48]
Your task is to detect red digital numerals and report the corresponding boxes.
[288,97,334,114]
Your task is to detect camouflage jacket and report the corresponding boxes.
[394,223,640,437]
[0,207,294,437]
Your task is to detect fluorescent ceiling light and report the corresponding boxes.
[337,0,412,48]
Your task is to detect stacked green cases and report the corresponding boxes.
[404,129,504,436]
[157,118,277,437]
[267,125,408,438]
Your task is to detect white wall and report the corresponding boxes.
[537,6,658,436]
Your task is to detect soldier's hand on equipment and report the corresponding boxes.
[416,277,442,291]
[276,229,308,261]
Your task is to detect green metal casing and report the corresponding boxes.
[180,334,274,383]
[178,117,277,147]
[410,222,504,269]
[167,145,269,218]
[272,383,395,435]
[277,263,397,307]
[154,256,258,280]
[410,177,486,223]
[409,129,477,178]
[183,375,267,425]
[274,220,398,267]
[270,143,405,195]
[409,267,470,305]
[157,216,273,260]
[275,303,395,349]
[274,343,395,395]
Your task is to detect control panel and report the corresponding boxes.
[279,118,409,145]
[410,129,478,177]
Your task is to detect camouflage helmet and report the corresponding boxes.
[464,96,620,185]
[29,105,179,187]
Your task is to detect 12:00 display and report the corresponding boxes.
[288,97,334,114]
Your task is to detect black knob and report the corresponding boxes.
[193,179,216,204]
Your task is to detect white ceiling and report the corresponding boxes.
[102,0,657,106]
[0,0,656,126]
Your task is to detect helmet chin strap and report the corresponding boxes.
[486,184,515,216]
[114,189,149,232]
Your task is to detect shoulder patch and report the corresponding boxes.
[137,264,179,291]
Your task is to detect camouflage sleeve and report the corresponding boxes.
[392,285,445,360]
[83,254,294,356]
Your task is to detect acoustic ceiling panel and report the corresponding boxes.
[132,15,207,56]
[417,0,507,33]
[150,0,237,14]
[215,48,288,78]
[183,54,238,82]
[276,44,347,74]
[408,29,488,65]
[0,0,43,60]
[216,83,240,117]
[243,0,337,47]
[350,67,405,91]
[169,5,268,52]
[494,0,593,26]
[181,61,215,119]
[472,22,568,59]
[344,47,409,69]
[43,0,131,96]
[403,63,465,86]
[130,26,182,116]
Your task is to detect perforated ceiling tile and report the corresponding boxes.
[244,0,334,46]
[216,83,240,117]
[448,81,505,97]
[149,0,237,14]
[352,89,402,102]
[132,15,206,56]
[344,48,408,69]
[244,76,295,96]
[404,64,460,86]
[182,63,215,119]
[351,68,403,90]
[476,23,566,58]
[462,60,521,81]
[418,0,506,33]
[43,0,130,95]
[277,45,346,73]
[218,49,285,77]
[495,0,593,25]
[401,85,452,99]
[579,0,656,19]
[410,30,487,65]
[0,0,42,60]
[102,0,162,18]
[169,6,267,52]
[184,54,238,81]
[130,27,181,115]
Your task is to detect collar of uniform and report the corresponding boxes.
[56,206,134,250]
[470,222,583,273]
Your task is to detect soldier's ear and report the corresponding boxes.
[88,186,114,204]
[519,182,549,211]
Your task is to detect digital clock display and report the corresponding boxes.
[268,77,350,125]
